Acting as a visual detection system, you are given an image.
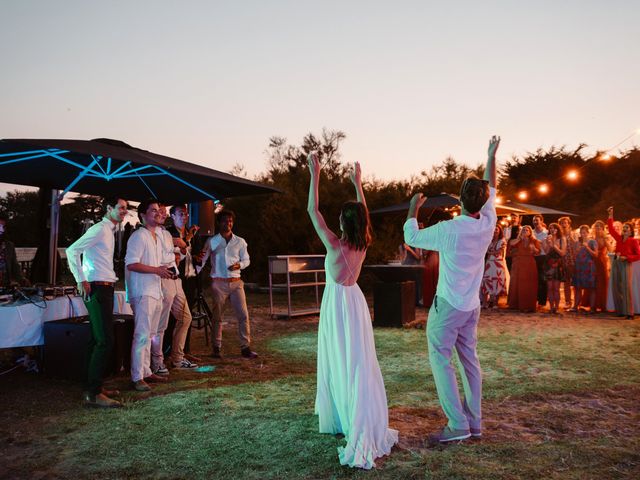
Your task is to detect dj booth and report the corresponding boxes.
[0,289,132,349]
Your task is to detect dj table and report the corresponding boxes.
[0,291,132,348]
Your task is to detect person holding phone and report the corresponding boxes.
[149,205,198,376]
[125,199,176,391]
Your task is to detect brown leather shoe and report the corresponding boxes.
[83,392,123,408]
[101,387,121,397]
[144,373,169,383]
[132,380,151,392]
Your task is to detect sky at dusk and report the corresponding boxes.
[1,0,639,196]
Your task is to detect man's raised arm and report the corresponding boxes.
[484,135,500,188]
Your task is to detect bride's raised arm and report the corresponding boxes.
[307,152,339,250]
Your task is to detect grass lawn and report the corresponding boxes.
[1,291,639,479]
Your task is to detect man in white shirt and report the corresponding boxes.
[532,215,549,308]
[125,199,175,391]
[66,196,128,408]
[151,205,198,373]
[200,209,257,359]
[404,136,500,444]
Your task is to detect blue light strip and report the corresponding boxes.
[134,172,157,198]
[155,166,218,202]
[0,148,219,201]
[108,161,132,179]
[93,155,109,177]
[58,155,103,198]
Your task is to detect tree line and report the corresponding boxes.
[1,129,638,283]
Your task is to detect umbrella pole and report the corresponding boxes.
[48,190,60,284]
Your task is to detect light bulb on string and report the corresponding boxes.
[566,169,579,181]
[600,153,611,161]
[517,191,528,201]
[538,184,549,194]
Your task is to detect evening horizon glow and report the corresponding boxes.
[1,1,639,197]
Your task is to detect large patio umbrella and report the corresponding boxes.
[0,138,278,203]
[0,138,279,282]
[370,193,528,216]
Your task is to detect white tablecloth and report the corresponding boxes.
[0,291,132,348]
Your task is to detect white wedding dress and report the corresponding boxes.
[315,248,398,469]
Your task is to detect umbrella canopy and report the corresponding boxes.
[502,201,577,216]
[370,193,459,215]
[370,193,528,216]
[0,138,278,203]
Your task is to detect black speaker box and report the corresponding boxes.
[373,281,416,327]
[43,317,91,381]
[43,315,134,381]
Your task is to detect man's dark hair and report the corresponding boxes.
[170,204,188,216]
[102,196,128,215]
[459,176,490,214]
[137,198,159,223]
[216,209,236,227]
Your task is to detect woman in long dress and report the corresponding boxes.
[507,225,539,312]
[572,225,597,313]
[591,220,610,312]
[543,223,567,314]
[481,225,509,308]
[307,154,398,469]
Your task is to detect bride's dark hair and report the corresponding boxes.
[341,201,372,251]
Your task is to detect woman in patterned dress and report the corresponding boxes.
[559,217,578,309]
[573,225,597,313]
[543,223,567,314]
[481,225,509,308]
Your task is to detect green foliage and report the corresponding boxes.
[500,146,640,224]
[0,190,40,245]
[0,191,104,247]
[226,130,484,283]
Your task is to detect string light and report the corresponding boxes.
[496,196,503,204]
[505,127,637,202]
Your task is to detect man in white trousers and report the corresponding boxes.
[125,199,174,391]
[404,135,499,444]
[150,205,198,374]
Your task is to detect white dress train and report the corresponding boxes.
[315,252,398,469]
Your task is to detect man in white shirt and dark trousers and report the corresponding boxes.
[66,196,128,408]
[125,199,175,391]
[151,204,198,373]
[404,136,499,444]
[200,209,257,359]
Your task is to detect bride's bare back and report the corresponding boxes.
[325,241,366,286]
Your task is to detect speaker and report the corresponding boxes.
[43,317,91,381]
[373,281,416,327]
[43,315,135,381]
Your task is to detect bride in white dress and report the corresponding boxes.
[307,153,398,469]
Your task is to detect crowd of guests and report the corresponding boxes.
[480,210,640,318]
